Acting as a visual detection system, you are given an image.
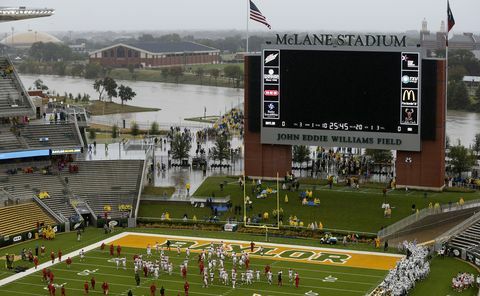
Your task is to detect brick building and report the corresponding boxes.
[89,41,220,68]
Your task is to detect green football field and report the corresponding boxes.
[0,228,477,296]
[0,234,388,296]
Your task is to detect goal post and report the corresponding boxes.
[243,172,280,231]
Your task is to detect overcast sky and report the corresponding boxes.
[0,0,477,34]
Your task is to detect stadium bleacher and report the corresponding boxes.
[20,123,82,149]
[0,159,144,220]
[60,160,143,218]
[1,171,77,219]
[448,221,480,250]
[0,202,57,237]
[0,57,35,117]
[0,127,25,151]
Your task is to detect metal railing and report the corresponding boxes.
[33,195,65,223]
[378,199,480,240]
[90,117,209,130]
[436,211,480,244]
[6,56,36,115]
[135,216,377,237]
[132,145,152,219]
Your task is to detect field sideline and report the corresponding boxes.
[0,232,399,296]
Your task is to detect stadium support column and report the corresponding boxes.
[244,55,292,179]
[395,60,446,191]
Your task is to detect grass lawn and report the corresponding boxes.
[183,177,480,234]
[108,67,243,88]
[143,186,176,197]
[137,201,212,220]
[0,228,387,296]
[184,115,220,124]
[86,100,160,116]
[1,227,476,296]
[410,256,479,296]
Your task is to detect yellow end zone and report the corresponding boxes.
[110,233,402,271]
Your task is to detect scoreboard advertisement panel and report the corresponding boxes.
[260,45,424,151]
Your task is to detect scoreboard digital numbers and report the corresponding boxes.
[260,46,423,151]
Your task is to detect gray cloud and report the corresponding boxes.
[0,0,477,33]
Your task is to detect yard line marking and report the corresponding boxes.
[0,231,130,287]
[110,233,402,271]
[68,253,383,284]
[63,256,381,284]
[0,289,42,296]
[50,263,378,289]
[17,270,367,295]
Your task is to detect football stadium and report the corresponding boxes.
[0,2,479,296]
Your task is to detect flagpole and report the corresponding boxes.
[246,0,249,53]
[445,0,449,150]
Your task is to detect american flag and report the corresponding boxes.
[447,0,455,32]
[250,0,271,29]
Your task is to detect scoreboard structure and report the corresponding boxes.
[260,46,424,151]
[244,42,446,190]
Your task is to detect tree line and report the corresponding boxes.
[446,49,480,112]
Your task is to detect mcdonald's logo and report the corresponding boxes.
[402,89,416,102]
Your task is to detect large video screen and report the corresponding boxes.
[261,47,423,151]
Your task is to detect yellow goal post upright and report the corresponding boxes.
[243,172,280,242]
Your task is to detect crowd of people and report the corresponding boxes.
[82,240,301,295]
[377,241,430,296]
[452,272,477,292]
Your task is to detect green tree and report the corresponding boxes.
[138,34,155,42]
[364,149,393,164]
[130,121,140,138]
[33,79,48,90]
[149,122,160,135]
[223,65,243,87]
[476,84,480,101]
[448,145,476,177]
[211,134,231,165]
[111,124,119,139]
[209,68,220,86]
[70,64,85,77]
[448,65,468,82]
[195,67,205,85]
[93,77,118,102]
[81,93,90,102]
[158,33,181,42]
[160,68,169,81]
[118,84,136,105]
[448,81,470,110]
[29,42,73,62]
[169,67,183,83]
[34,79,49,90]
[170,132,192,162]
[292,145,310,166]
[53,62,66,75]
[88,129,96,140]
[449,49,480,75]
[127,64,136,80]
[84,62,102,79]
[473,133,480,156]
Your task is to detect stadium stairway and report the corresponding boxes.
[1,172,77,219]
[0,202,57,237]
[0,56,35,117]
[448,220,480,250]
[0,127,26,151]
[383,206,480,246]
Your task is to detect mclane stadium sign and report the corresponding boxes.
[275,33,407,47]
